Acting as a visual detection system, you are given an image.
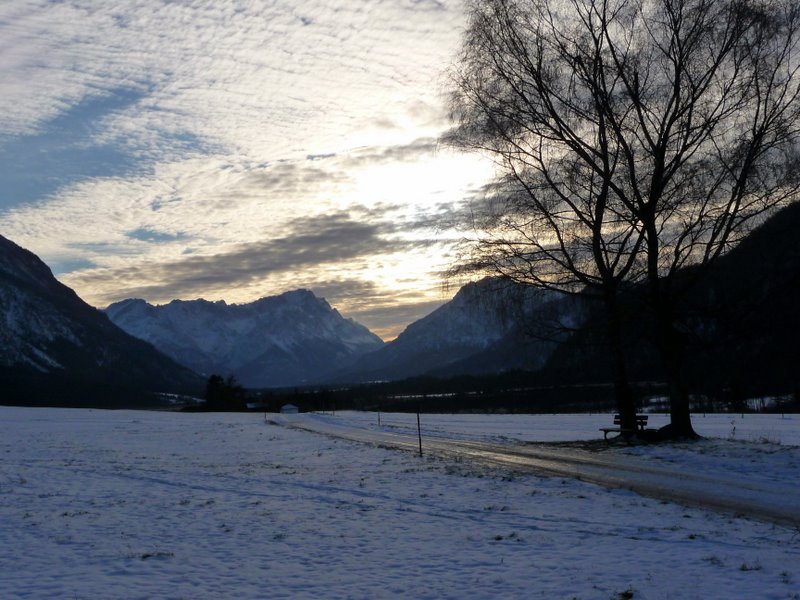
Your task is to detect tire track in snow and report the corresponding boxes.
[13,457,498,525]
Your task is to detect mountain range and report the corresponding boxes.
[335,279,586,383]
[3,201,797,405]
[105,292,384,388]
[0,234,201,407]
[3,230,558,401]
[106,278,580,388]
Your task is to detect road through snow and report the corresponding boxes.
[279,413,800,528]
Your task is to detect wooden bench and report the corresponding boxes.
[599,414,648,440]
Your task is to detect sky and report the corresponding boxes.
[0,0,495,340]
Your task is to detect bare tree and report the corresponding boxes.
[447,0,800,437]
[447,0,646,432]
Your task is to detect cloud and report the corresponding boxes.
[304,278,382,306]
[0,0,493,339]
[0,1,467,162]
[347,299,447,340]
[63,210,425,303]
[342,138,441,168]
[1,135,480,258]
[307,274,452,340]
[2,136,491,338]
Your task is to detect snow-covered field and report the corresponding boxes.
[334,412,800,495]
[1,407,798,599]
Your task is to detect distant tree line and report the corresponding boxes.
[228,372,798,415]
[204,375,247,411]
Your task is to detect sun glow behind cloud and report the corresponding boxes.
[0,0,492,339]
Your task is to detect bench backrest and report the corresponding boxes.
[612,414,648,425]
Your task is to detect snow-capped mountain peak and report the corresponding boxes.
[106,290,384,387]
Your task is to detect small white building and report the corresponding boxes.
[280,403,299,414]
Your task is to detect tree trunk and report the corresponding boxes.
[604,294,638,435]
[654,301,699,439]
[665,352,695,435]
[644,215,698,440]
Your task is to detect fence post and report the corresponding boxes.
[416,407,423,458]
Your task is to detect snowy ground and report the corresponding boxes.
[1,407,798,599]
[336,411,800,446]
[331,412,800,498]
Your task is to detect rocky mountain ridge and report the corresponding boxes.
[335,278,585,383]
[0,234,201,406]
[106,291,384,388]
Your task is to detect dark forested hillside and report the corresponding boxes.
[537,203,800,403]
[0,234,202,407]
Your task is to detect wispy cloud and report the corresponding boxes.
[0,1,465,159]
[61,208,440,304]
